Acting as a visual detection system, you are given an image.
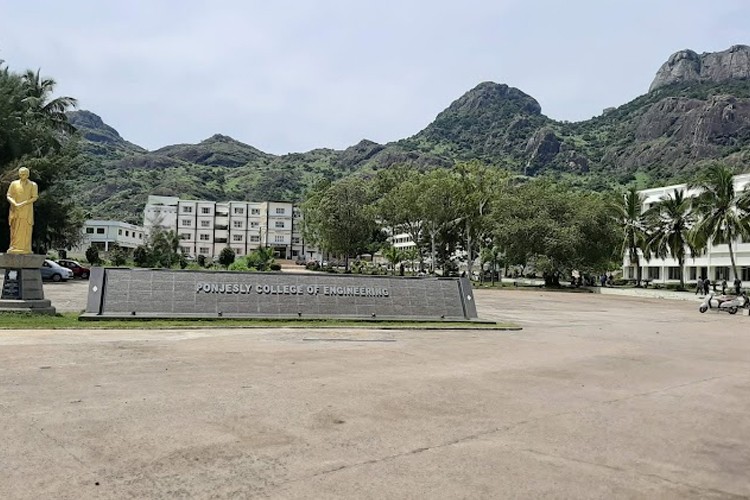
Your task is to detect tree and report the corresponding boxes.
[218,246,236,267]
[644,189,696,289]
[492,180,618,287]
[246,246,275,271]
[381,245,403,275]
[455,161,508,278]
[417,169,460,274]
[302,177,377,270]
[690,164,750,281]
[0,62,81,252]
[85,245,100,266]
[611,186,650,286]
[109,244,129,266]
[479,246,503,285]
[377,175,426,270]
[133,245,150,268]
[150,229,182,268]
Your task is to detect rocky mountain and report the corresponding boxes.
[649,45,750,92]
[65,45,750,222]
[67,110,145,157]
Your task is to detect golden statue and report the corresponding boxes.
[6,167,38,254]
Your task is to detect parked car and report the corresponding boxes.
[41,259,74,282]
[57,259,91,279]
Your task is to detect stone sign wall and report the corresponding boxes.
[82,268,478,321]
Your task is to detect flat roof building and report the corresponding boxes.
[143,195,318,261]
[623,173,750,286]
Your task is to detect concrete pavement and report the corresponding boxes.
[0,286,748,498]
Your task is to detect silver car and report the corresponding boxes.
[41,259,74,282]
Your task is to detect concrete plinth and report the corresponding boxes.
[0,254,55,314]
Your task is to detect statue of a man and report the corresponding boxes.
[6,167,38,254]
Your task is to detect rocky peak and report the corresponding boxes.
[66,110,145,155]
[649,45,750,92]
[443,82,542,116]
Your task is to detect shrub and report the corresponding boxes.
[85,245,101,266]
[269,263,282,271]
[110,245,129,267]
[133,245,151,268]
[197,254,207,268]
[218,247,236,268]
[228,259,250,271]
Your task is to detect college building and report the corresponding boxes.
[622,173,750,285]
[143,195,318,261]
[73,219,146,254]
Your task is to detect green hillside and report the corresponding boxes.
[63,46,750,223]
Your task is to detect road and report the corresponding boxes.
[0,284,748,498]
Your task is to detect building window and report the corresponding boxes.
[232,234,243,242]
[118,229,122,235]
[180,233,191,240]
[199,234,210,241]
[667,267,681,280]
[250,221,259,228]
[181,246,191,254]
[86,228,94,234]
[125,230,130,237]
[275,221,284,229]
[201,207,211,214]
[199,247,210,254]
[233,220,243,228]
[715,266,730,281]
[96,228,105,234]
[234,248,242,255]
[275,207,285,215]
[181,219,192,227]
[742,267,750,281]
[200,220,210,228]
[274,235,284,243]
[251,208,260,215]
[139,233,143,239]
[233,207,244,215]
[292,237,300,244]
[182,206,193,213]
[647,267,660,280]
[250,235,260,242]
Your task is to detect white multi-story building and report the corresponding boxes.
[77,220,146,252]
[143,195,316,261]
[622,173,750,285]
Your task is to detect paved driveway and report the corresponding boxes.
[1,287,748,498]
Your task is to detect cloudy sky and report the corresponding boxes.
[1,0,748,154]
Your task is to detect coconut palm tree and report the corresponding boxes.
[21,69,77,131]
[381,244,402,276]
[611,186,650,286]
[689,164,750,281]
[644,189,696,289]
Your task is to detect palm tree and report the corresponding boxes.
[644,189,696,289]
[21,70,77,129]
[382,245,402,275]
[611,186,650,286]
[690,164,750,281]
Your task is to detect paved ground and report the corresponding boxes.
[1,284,749,498]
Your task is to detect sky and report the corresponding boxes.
[1,0,748,154]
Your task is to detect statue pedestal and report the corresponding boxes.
[0,254,56,314]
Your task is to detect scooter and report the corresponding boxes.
[699,292,748,314]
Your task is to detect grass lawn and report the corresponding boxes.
[0,312,518,330]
